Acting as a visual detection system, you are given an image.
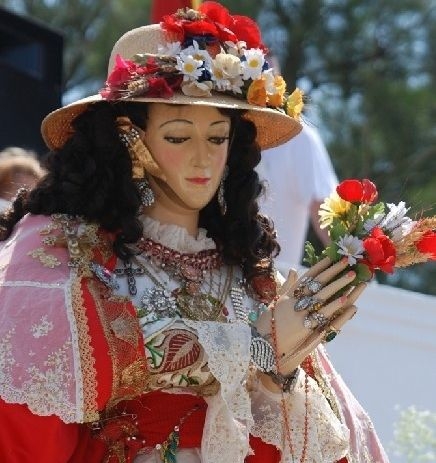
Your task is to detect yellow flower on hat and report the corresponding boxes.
[286,88,304,118]
[267,75,287,107]
[247,78,267,106]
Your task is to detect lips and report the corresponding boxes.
[186,177,211,185]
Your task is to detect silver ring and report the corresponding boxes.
[294,295,314,312]
[306,278,323,295]
[303,312,329,329]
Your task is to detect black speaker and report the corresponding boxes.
[0,7,63,154]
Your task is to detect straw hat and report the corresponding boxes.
[41,4,303,151]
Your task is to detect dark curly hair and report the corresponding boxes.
[0,101,279,282]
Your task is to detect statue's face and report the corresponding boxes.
[143,103,230,212]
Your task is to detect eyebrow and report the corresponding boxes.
[159,119,229,128]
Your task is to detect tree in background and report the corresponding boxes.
[2,0,435,293]
[391,406,436,462]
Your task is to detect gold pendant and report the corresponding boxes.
[173,288,226,322]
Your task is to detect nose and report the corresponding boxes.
[192,139,211,168]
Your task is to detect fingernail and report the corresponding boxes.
[340,295,348,304]
[340,257,348,265]
[347,271,356,278]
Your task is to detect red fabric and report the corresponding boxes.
[245,435,281,462]
[0,398,76,462]
[151,0,193,23]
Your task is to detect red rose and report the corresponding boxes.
[416,230,436,259]
[106,54,138,86]
[336,178,378,204]
[362,227,397,273]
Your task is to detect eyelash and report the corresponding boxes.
[164,136,229,145]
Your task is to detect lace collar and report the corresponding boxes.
[140,215,216,254]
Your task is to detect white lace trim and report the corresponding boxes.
[184,320,252,462]
[140,215,216,253]
[250,374,350,462]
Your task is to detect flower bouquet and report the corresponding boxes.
[304,178,436,284]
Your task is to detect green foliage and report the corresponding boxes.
[391,406,436,462]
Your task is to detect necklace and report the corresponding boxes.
[136,237,221,295]
[135,255,232,324]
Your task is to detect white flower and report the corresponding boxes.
[337,234,365,265]
[158,41,182,56]
[176,55,203,81]
[391,218,416,242]
[241,48,265,80]
[363,213,385,232]
[212,53,242,79]
[228,75,244,94]
[263,69,276,93]
[380,201,411,231]
[181,40,212,65]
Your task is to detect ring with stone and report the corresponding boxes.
[303,312,329,329]
[323,325,341,343]
[306,278,323,295]
[294,295,317,312]
[293,276,312,298]
[307,298,324,312]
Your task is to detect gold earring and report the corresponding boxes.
[116,116,166,181]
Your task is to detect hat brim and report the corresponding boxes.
[41,92,302,151]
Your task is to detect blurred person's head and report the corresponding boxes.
[0,147,45,202]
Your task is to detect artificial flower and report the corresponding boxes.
[336,178,378,204]
[267,75,286,107]
[380,201,410,231]
[212,53,241,79]
[176,55,204,81]
[416,230,436,259]
[337,235,365,265]
[362,227,396,273]
[101,3,302,114]
[241,48,265,80]
[286,88,304,119]
[247,78,267,106]
[106,54,138,86]
[181,40,212,65]
[319,191,352,229]
[305,177,435,286]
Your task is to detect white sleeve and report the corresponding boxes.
[290,123,338,203]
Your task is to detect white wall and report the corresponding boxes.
[325,282,436,462]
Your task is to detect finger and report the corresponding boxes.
[301,257,331,279]
[316,270,356,300]
[278,268,298,296]
[326,305,357,332]
[345,282,366,306]
[315,258,349,285]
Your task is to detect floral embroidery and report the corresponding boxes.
[27,247,61,268]
[31,315,54,338]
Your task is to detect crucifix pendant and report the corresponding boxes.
[114,260,145,296]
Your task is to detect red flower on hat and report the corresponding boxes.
[336,178,378,204]
[416,230,436,259]
[362,227,396,273]
[230,15,265,50]
[106,54,139,86]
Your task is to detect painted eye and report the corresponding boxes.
[164,137,189,144]
[209,137,229,145]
